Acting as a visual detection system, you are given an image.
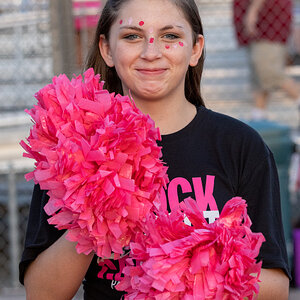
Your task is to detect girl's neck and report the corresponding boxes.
[133,95,197,135]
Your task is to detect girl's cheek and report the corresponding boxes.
[163,41,185,51]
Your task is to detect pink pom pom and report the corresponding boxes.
[116,197,265,299]
[21,68,168,258]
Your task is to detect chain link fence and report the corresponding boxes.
[0,166,33,289]
[1,0,300,295]
[0,0,52,111]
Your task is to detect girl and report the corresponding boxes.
[20,0,290,299]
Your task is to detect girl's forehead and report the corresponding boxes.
[114,1,190,32]
[117,0,186,23]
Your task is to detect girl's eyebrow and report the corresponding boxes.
[119,25,184,32]
[119,26,143,31]
[160,25,184,31]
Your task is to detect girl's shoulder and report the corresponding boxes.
[199,107,263,140]
[198,107,270,157]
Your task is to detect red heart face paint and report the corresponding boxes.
[139,21,144,26]
[179,42,184,47]
[165,45,170,49]
[149,37,154,44]
[120,20,123,25]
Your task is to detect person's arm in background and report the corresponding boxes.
[24,231,94,300]
[258,268,289,300]
[244,0,266,36]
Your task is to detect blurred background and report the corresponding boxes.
[0,0,300,298]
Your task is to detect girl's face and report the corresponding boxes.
[99,0,204,102]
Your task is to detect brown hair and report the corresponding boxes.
[85,0,206,107]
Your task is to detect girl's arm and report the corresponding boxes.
[24,231,94,300]
[257,268,289,300]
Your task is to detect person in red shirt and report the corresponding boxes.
[233,0,300,120]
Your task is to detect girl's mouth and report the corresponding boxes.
[136,68,167,75]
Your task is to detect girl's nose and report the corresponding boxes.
[140,38,162,60]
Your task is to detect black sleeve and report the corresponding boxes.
[237,151,291,279]
[19,184,65,284]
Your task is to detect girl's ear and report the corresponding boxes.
[99,34,115,67]
[189,34,204,67]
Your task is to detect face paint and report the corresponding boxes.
[179,42,184,47]
[165,45,170,49]
[119,19,123,25]
[128,17,133,25]
[173,44,178,48]
[139,21,144,26]
[149,37,154,44]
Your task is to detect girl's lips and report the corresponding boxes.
[136,68,167,75]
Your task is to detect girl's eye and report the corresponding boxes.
[123,34,141,40]
[163,33,179,40]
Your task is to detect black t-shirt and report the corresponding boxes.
[19,106,290,299]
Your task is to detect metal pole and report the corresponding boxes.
[8,163,20,288]
[49,0,77,77]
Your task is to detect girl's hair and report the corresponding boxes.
[85,0,205,107]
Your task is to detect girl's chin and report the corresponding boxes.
[131,90,167,101]
[132,85,167,97]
